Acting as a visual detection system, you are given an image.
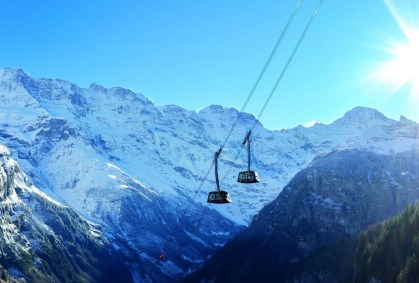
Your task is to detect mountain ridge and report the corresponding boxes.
[1,67,419,280]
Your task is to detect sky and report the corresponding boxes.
[1,0,419,130]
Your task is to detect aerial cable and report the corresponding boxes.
[219,0,303,151]
[200,0,303,190]
[255,0,323,122]
[222,0,324,183]
[159,0,309,260]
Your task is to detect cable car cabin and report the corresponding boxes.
[208,148,232,204]
[237,130,261,184]
[207,190,232,204]
[238,170,260,183]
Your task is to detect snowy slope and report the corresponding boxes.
[0,68,243,280]
[1,68,419,223]
[1,68,419,280]
[0,144,133,282]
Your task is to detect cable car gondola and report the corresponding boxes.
[237,130,260,184]
[207,148,232,204]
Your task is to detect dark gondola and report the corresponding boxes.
[238,170,260,183]
[207,190,231,204]
[238,130,260,183]
[207,148,232,204]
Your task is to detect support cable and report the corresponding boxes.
[159,0,320,260]
[222,0,324,183]
[219,0,303,152]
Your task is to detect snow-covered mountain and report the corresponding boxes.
[0,68,243,281]
[0,144,132,282]
[1,67,419,280]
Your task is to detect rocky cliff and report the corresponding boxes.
[0,144,131,283]
[185,148,419,282]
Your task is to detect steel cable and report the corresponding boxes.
[219,0,303,152]
[222,0,324,186]
[159,0,320,260]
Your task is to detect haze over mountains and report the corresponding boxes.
[0,68,419,281]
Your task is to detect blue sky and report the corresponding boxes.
[1,0,418,129]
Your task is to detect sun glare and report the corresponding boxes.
[372,1,419,102]
[373,30,419,97]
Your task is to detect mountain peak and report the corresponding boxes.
[331,106,391,129]
[343,106,387,120]
[88,82,107,93]
[199,104,231,113]
[198,105,261,128]
[399,115,416,125]
[0,67,29,81]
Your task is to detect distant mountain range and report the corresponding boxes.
[1,67,419,281]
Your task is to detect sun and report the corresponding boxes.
[371,1,419,102]
[372,29,419,98]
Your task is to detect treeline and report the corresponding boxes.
[354,203,419,283]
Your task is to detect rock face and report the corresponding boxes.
[0,144,132,283]
[185,149,419,283]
